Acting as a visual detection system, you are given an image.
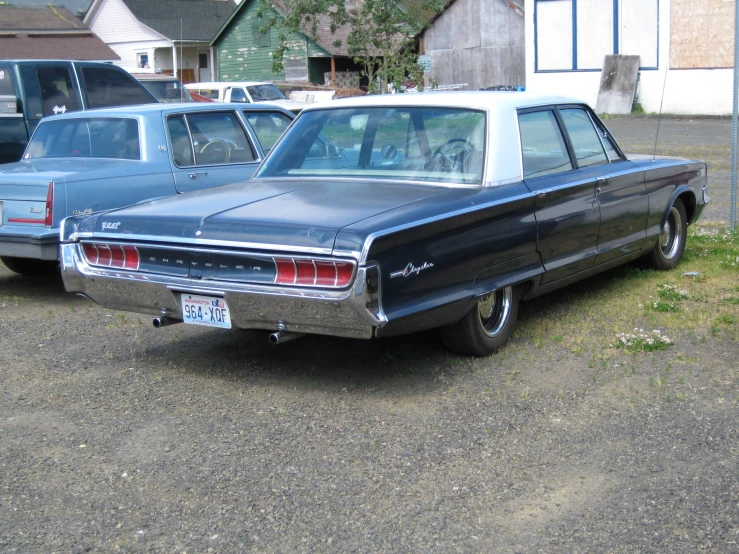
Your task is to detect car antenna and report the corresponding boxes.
[652,57,670,162]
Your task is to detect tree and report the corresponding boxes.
[258,0,442,93]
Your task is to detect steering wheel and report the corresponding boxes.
[425,139,475,172]
[199,139,231,163]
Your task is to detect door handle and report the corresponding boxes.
[189,172,208,178]
[537,188,554,198]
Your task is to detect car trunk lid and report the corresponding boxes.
[91,179,446,251]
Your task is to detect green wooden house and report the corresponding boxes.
[210,0,363,85]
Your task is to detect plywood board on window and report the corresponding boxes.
[670,0,734,69]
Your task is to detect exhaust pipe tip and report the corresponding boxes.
[153,316,179,328]
[269,330,305,345]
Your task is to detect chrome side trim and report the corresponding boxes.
[358,191,535,264]
[253,176,483,189]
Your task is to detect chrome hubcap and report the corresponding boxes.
[478,287,512,338]
[660,206,682,259]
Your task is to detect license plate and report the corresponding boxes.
[181,293,231,329]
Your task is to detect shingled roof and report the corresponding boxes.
[0,4,119,60]
[6,0,93,19]
[120,0,238,42]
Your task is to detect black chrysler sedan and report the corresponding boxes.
[59,92,708,356]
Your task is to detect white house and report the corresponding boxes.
[84,0,237,83]
[524,0,735,115]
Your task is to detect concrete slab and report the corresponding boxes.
[595,55,640,114]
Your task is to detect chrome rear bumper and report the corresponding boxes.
[60,243,384,339]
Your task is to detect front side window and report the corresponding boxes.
[257,107,486,185]
[559,108,607,168]
[229,88,248,102]
[167,111,255,167]
[25,117,140,160]
[243,111,292,153]
[518,110,572,178]
[81,67,153,108]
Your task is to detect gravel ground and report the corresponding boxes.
[1,117,737,553]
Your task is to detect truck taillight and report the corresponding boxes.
[82,242,139,270]
[44,181,53,227]
[273,257,355,288]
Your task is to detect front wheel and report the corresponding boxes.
[643,198,687,270]
[440,286,521,356]
[1,256,58,276]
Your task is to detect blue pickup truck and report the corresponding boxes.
[0,60,156,165]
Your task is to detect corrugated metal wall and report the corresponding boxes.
[422,0,525,90]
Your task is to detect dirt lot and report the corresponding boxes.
[1,117,737,553]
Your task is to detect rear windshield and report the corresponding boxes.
[141,80,193,103]
[24,117,140,160]
[246,84,286,101]
[256,106,486,185]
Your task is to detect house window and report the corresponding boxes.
[136,52,150,69]
[251,17,271,47]
[535,0,658,72]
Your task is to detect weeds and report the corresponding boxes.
[615,329,673,353]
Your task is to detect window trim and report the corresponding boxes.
[517,103,626,178]
[165,109,260,169]
[533,0,660,73]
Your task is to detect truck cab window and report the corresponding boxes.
[37,67,78,117]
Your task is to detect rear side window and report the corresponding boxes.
[559,108,608,168]
[37,66,79,116]
[243,111,292,153]
[518,110,572,178]
[81,67,153,109]
[25,117,140,159]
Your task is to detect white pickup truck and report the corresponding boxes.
[184,81,306,114]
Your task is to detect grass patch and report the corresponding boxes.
[514,226,737,359]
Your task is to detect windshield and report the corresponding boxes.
[141,80,193,103]
[256,107,486,185]
[24,117,140,160]
[246,84,286,102]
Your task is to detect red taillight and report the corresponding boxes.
[97,244,112,265]
[273,257,354,288]
[335,262,354,287]
[44,182,53,227]
[82,242,139,270]
[82,243,99,264]
[110,245,125,267]
[294,259,316,286]
[315,261,337,286]
[122,245,139,270]
[274,258,297,284]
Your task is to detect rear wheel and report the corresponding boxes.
[440,285,520,356]
[0,256,57,276]
[643,198,687,270]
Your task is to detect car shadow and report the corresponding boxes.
[136,324,459,394]
[0,268,77,304]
